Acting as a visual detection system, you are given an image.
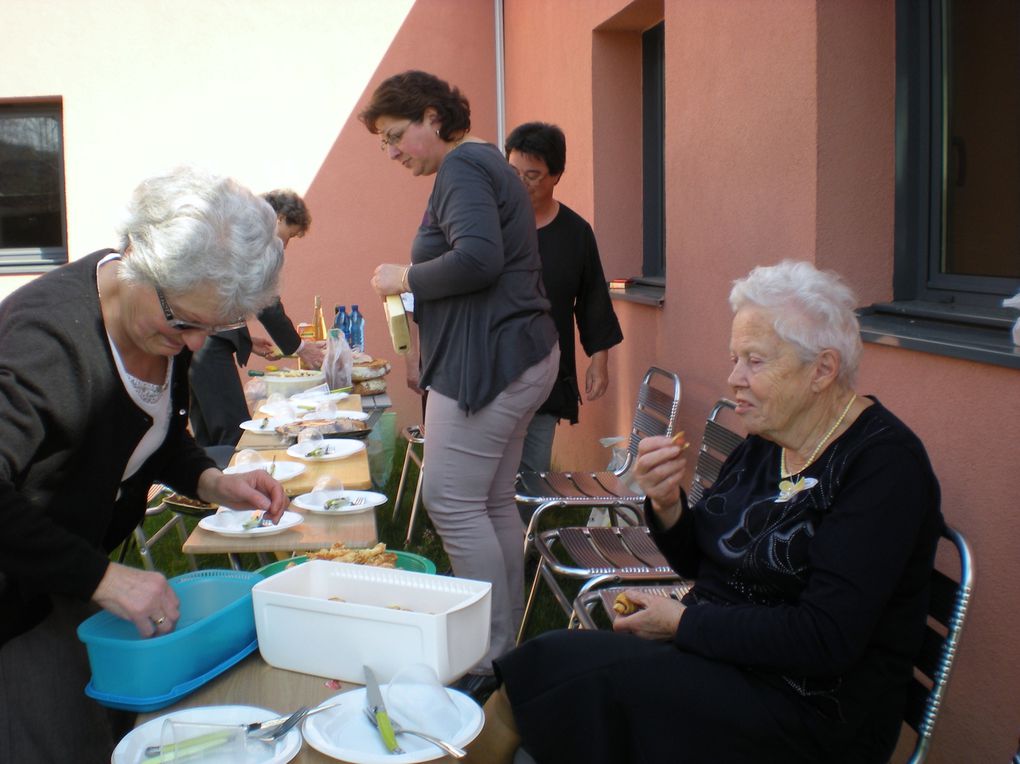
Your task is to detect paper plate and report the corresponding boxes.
[198,510,303,537]
[223,461,305,482]
[286,439,365,461]
[302,688,483,764]
[239,417,296,434]
[112,704,301,764]
[292,490,387,513]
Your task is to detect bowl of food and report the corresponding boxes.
[263,368,326,398]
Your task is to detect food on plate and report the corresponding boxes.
[613,592,640,616]
[307,542,398,568]
[164,493,217,510]
[241,512,265,530]
[323,496,352,511]
[275,418,368,438]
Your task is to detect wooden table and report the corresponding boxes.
[182,394,380,560]
[134,654,462,763]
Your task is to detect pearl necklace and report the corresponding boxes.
[777,392,856,501]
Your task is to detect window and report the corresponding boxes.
[861,0,1020,368]
[0,103,68,271]
[641,21,665,282]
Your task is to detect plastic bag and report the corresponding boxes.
[367,412,397,490]
[322,329,353,390]
[243,376,267,416]
[587,436,641,527]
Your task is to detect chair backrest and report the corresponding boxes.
[904,524,973,763]
[688,398,745,505]
[618,367,682,474]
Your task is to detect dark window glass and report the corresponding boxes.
[895,1,1019,309]
[641,22,665,282]
[0,104,67,269]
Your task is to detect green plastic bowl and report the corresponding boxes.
[255,550,436,577]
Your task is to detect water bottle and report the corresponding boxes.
[349,304,365,352]
[333,304,347,334]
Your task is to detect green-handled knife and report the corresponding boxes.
[364,666,402,754]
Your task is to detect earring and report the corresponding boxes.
[435,128,440,137]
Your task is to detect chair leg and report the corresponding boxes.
[173,516,199,571]
[404,464,425,547]
[392,443,415,522]
[133,525,156,572]
[517,557,547,644]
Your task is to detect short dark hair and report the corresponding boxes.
[504,122,566,177]
[261,189,311,233]
[358,70,471,142]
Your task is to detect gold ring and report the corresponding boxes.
[152,615,166,626]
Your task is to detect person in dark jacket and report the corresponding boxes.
[465,261,943,764]
[0,167,290,762]
[361,71,559,700]
[505,122,623,474]
[189,189,325,446]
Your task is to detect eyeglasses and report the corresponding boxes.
[512,169,548,185]
[379,120,413,151]
[154,286,246,333]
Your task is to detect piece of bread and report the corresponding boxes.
[352,378,387,396]
[613,592,639,616]
[351,358,391,381]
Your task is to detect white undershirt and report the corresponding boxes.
[97,253,173,483]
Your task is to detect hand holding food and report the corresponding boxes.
[613,592,640,616]
[633,431,690,529]
[196,467,289,523]
[612,590,685,641]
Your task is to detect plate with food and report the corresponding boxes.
[292,490,388,514]
[198,509,304,537]
[162,492,218,515]
[276,417,371,440]
[223,461,305,482]
[240,416,296,434]
[286,440,365,461]
[301,409,369,421]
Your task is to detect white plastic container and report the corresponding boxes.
[251,560,491,684]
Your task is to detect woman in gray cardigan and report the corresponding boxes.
[361,71,559,699]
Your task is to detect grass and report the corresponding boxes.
[116,437,576,641]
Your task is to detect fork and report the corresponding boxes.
[143,706,311,757]
[361,708,466,758]
[351,496,366,506]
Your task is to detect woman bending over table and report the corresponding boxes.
[466,260,943,764]
[0,167,290,762]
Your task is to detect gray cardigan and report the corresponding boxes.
[0,251,215,646]
[408,142,558,413]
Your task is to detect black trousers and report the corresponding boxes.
[189,335,248,447]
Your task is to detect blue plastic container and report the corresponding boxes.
[77,570,260,705]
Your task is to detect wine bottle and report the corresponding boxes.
[313,295,328,341]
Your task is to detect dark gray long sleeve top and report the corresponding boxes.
[407,142,558,413]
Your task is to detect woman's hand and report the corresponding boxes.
[250,336,280,359]
[633,434,689,529]
[371,264,408,296]
[92,562,180,637]
[296,340,326,369]
[612,589,684,640]
[585,351,610,401]
[196,468,289,523]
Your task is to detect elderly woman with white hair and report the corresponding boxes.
[0,167,288,761]
[469,261,944,764]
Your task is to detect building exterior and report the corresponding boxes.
[1,1,1017,760]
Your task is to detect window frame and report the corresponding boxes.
[859,0,1020,369]
[640,21,665,283]
[0,101,69,273]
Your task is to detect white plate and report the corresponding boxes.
[199,510,304,537]
[292,490,388,513]
[239,417,295,434]
[258,401,303,418]
[301,409,370,421]
[286,440,365,461]
[223,461,305,482]
[112,704,301,764]
[302,688,483,764]
[291,390,350,403]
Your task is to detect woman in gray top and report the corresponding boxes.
[361,71,559,698]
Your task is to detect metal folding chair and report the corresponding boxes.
[392,424,426,546]
[515,368,682,640]
[557,399,743,635]
[118,484,197,572]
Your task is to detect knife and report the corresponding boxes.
[364,666,400,753]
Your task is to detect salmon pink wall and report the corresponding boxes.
[503,1,1020,761]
